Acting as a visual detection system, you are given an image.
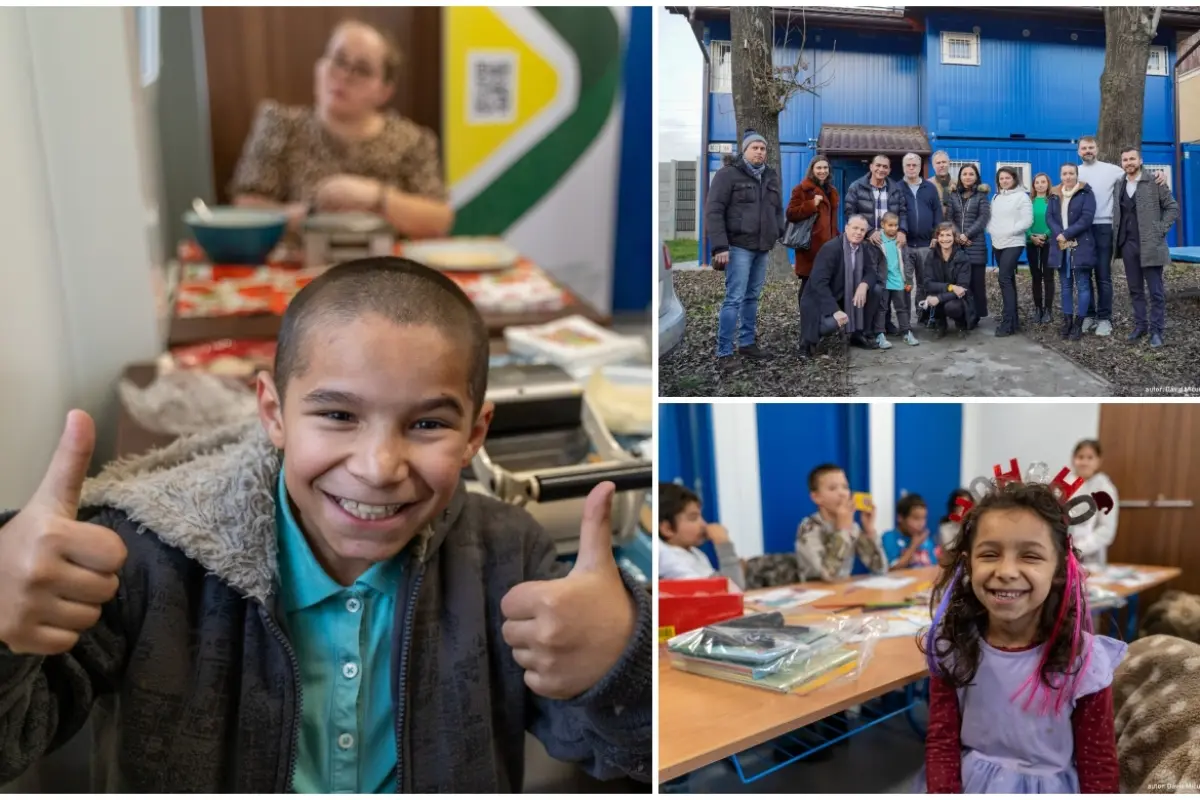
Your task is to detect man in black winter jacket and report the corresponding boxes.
[843,154,910,246]
[705,128,785,364]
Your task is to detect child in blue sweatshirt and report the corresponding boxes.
[874,212,920,349]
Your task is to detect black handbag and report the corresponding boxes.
[783,214,816,251]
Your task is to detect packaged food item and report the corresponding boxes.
[504,315,646,370]
[853,492,874,512]
[667,612,886,694]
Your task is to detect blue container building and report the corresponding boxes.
[673,6,1200,261]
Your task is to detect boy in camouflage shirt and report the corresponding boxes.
[795,464,887,582]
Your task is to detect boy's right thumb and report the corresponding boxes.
[33,410,96,518]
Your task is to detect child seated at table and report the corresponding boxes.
[0,257,650,792]
[882,494,937,570]
[657,483,745,589]
[795,464,887,582]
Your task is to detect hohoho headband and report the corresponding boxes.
[948,459,1114,528]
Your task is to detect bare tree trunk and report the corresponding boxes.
[730,6,791,279]
[1097,6,1161,163]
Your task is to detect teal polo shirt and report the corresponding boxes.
[275,470,401,793]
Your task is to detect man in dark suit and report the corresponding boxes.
[799,215,885,355]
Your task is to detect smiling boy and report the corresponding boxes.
[0,258,651,792]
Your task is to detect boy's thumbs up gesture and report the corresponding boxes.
[0,411,128,655]
[500,482,636,700]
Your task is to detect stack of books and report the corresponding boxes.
[666,613,859,694]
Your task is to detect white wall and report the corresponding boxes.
[961,403,1101,484]
[711,402,765,558]
[0,8,163,508]
[869,402,896,532]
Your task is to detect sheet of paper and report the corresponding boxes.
[749,588,835,608]
[853,576,916,590]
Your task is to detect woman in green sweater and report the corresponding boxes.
[1026,172,1055,323]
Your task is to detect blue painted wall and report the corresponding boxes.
[1185,144,1199,247]
[894,404,963,535]
[611,6,652,311]
[703,13,1176,147]
[755,403,870,555]
[657,403,720,520]
[923,14,1175,144]
[706,21,922,147]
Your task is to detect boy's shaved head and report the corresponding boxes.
[274,257,490,413]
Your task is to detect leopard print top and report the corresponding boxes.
[229,100,447,203]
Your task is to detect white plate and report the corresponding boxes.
[404,238,520,272]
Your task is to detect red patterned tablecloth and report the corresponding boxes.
[174,240,570,319]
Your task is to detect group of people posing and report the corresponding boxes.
[704,130,1179,365]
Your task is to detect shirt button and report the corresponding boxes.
[345,597,362,613]
[337,732,354,750]
[342,662,359,680]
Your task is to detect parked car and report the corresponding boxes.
[658,241,686,356]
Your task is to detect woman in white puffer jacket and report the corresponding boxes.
[987,166,1033,337]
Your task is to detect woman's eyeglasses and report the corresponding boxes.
[325,52,380,83]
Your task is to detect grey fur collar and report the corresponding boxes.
[80,420,454,603]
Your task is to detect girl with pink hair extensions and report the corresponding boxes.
[916,479,1126,793]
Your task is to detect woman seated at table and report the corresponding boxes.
[230,19,453,239]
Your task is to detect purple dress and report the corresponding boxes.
[917,632,1127,793]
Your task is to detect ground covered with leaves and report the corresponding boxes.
[660,270,851,397]
[660,263,1200,398]
[984,262,1200,397]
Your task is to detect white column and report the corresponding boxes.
[960,401,983,486]
[0,8,163,507]
[868,402,896,533]
[710,402,764,557]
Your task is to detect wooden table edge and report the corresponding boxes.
[656,563,1182,783]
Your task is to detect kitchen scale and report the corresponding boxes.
[303,212,396,266]
[467,363,652,555]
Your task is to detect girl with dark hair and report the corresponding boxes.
[947,163,992,324]
[938,488,974,549]
[786,155,840,303]
[918,481,1125,793]
[1026,173,1056,324]
[1069,440,1119,566]
[987,166,1033,337]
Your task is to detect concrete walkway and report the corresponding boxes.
[850,316,1112,397]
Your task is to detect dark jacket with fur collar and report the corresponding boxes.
[947,183,992,266]
[0,422,651,792]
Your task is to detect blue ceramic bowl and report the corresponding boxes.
[183,207,288,264]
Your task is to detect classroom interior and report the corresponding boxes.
[657,401,1198,793]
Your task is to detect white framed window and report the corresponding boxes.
[1147,46,1169,76]
[941,31,980,66]
[710,40,732,92]
[1143,163,1173,190]
[995,161,1032,192]
[948,159,982,184]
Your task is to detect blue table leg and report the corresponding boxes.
[1125,593,1139,642]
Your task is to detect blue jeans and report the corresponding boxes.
[1085,224,1113,320]
[1059,258,1093,318]
[716,246,769,357]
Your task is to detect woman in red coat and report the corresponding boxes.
[786,155,840,308]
